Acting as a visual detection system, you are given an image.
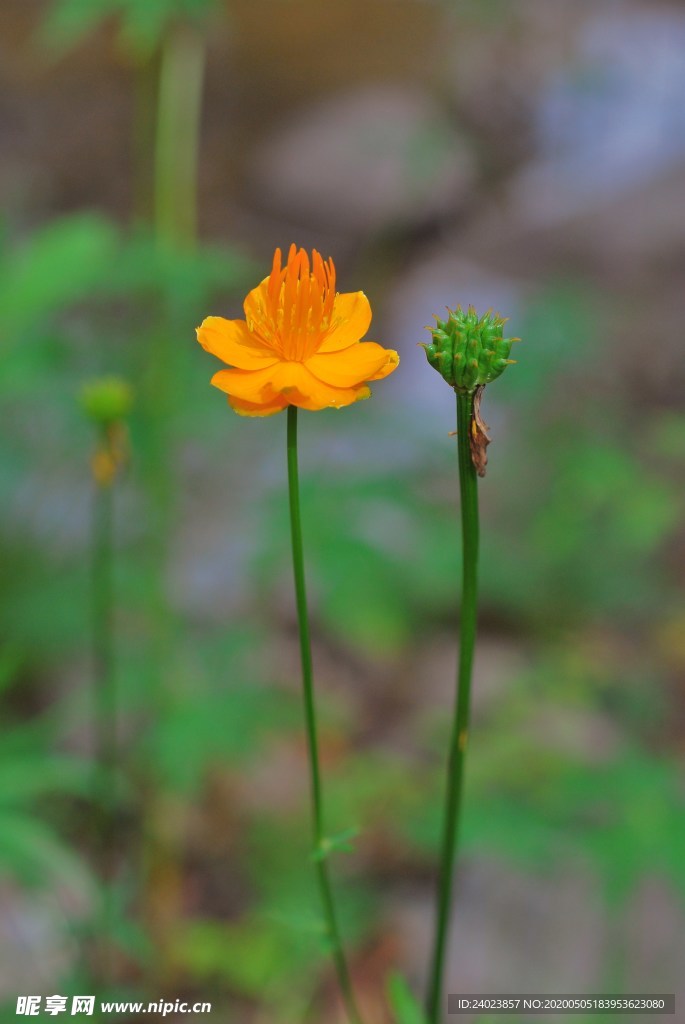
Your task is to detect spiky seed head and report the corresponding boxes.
[422,305,516,392]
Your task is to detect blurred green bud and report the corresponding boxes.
[80,377,133,426]
[422,305,517,392]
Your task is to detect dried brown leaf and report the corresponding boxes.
[469,385,491,477]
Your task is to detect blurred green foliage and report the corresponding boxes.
[2,220,683,1017]
[0,214,117,341]
[151,629,302,794]
[43,0,221,57]
[388,973,428,1024]
[257,468,460,653]
[2,4,684,1015]
[0,649,89,892]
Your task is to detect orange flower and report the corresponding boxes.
[196,245,399,416]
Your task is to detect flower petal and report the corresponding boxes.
[243,278,273,333]
[228,394,288,417]
[368,348,399,381]
[317,292,372,353]
[211,365,279,401]
[289,385,370,411]
[306,342,397,387]
[269,362,369,409]
[197,316,278,369]
[211,361,370,411]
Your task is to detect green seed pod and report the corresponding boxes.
[81,377,133,426]
[422,305,516,392]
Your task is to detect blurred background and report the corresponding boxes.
[1,0,684,1021]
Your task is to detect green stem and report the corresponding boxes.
[91,470,117,981]
[426,390,480,1024]
[286,406,364,1024]
[154,22,206,249]
[145,17,207,697]
[140,18,207,983]
[92,479,116,825]
[132,53,159,227]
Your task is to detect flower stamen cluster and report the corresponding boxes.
[197,244,399,416]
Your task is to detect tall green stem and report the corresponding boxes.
[91,470,117,980]
[286,406,364,1024]
[154,22,206,249]
[426,390,480,1023]
[92,478,116,831]
[146,17,207,684]
[132,54,159,227]
[141,19,207,981]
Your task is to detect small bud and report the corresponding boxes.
[422,306,515,393]
[80,378,132,487]
[80,377,133,426]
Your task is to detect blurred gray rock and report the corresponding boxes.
[474,5,685,271]
[250,86,476,233]
[0,883,78,999]
[390,861,685,1022]
[391,860,606,1008]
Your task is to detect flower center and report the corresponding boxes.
[255,245,337,361]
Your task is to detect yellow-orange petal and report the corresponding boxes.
[211,365,279,401]
[228,394,288,417]
[212,361,370,410]
[317,292,372,353]
[289,384,371,411]
[243,278,273,335]
[197,317,279,369]
[268,361,370,409]
[306,341,396,388]
[367,348,399,381]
